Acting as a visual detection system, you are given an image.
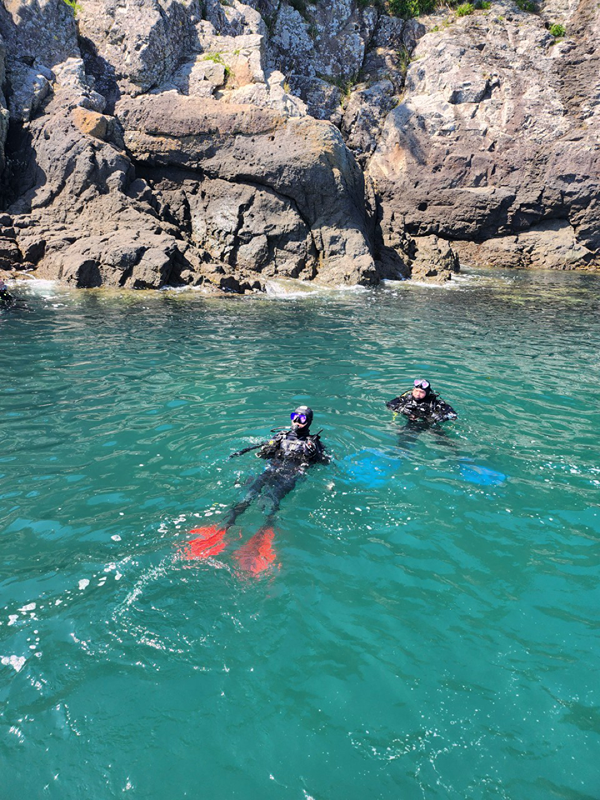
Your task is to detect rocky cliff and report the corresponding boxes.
[0,0,597,291]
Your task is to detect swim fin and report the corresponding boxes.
[183,525,228,560]
[234,527,278,576]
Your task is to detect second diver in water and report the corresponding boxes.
[0,279,15,310]
[386,379,457,424]
[184,406,329,574]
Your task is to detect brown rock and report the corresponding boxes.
[72,107,109,140]
[0,237,21,269]
[410,235,459,283]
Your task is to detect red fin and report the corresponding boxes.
[234,527,278,576]
[183,525,228,560]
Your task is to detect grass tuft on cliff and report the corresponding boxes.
[389,0,491,19]
[515,0,537,12]
[388,0,437,18]
[61,0,82,13]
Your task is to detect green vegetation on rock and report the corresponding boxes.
[389,0,490,19]
[515,0,537,12]
[396,46,411,78]
[61,0,82,13]
[389,0,436,19]
[203,52,231,77]
[549,22,565,37]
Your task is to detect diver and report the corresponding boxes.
[386,379,457,426]
[183,406,329,574]
[0,278,15,310]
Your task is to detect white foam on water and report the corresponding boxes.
[1,655,26,672]
[17,278,60,297]
[264,278,368,298]
[78,579,90,591]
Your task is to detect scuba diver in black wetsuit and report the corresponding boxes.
[386,379,457,445]
[0,279,15,310]
[183,406,329,575]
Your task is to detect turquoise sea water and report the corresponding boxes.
[1,270,599,800]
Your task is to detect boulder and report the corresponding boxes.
[5,61,53,122]
[410,235,459,282]
[286,75,342,124]
[43,229,180,288]
[116,92,378,285]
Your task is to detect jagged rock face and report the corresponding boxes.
[0,0,79,124]
[182,176,317,279]
[0,0,384,290]
[0,0,598,290]
[268,1,380,127]
[368,0,600,268]
[77,0,203,97]
[269,1,377,82]
[0,0,79,67]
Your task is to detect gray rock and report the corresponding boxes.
[224,70,307,117]
[286,75,342,123]
[5,92,192,288]
[453,220,596,270]
[0,237,22,269]
[222,0,266,36]
[116,92,378,285]
[368,2,600,267]
[0,35,9,172]
[6,61,52,122]
[269,1,377,83]
[53,57,107,112]
[77,0,203,95]
[0,0,79,67]
[192,32,266,87]
[270,5,317,78]
[184,176,316,278]
[342,80,395,166]
[47,230,180,288]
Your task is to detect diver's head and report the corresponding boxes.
[411,379,431,401]
[291,405,313,431]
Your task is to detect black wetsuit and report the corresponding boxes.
[386,391,457,423]
[223,428,328,528]
[0,287,15,310]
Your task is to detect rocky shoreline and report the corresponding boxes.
[0,0,597,293]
